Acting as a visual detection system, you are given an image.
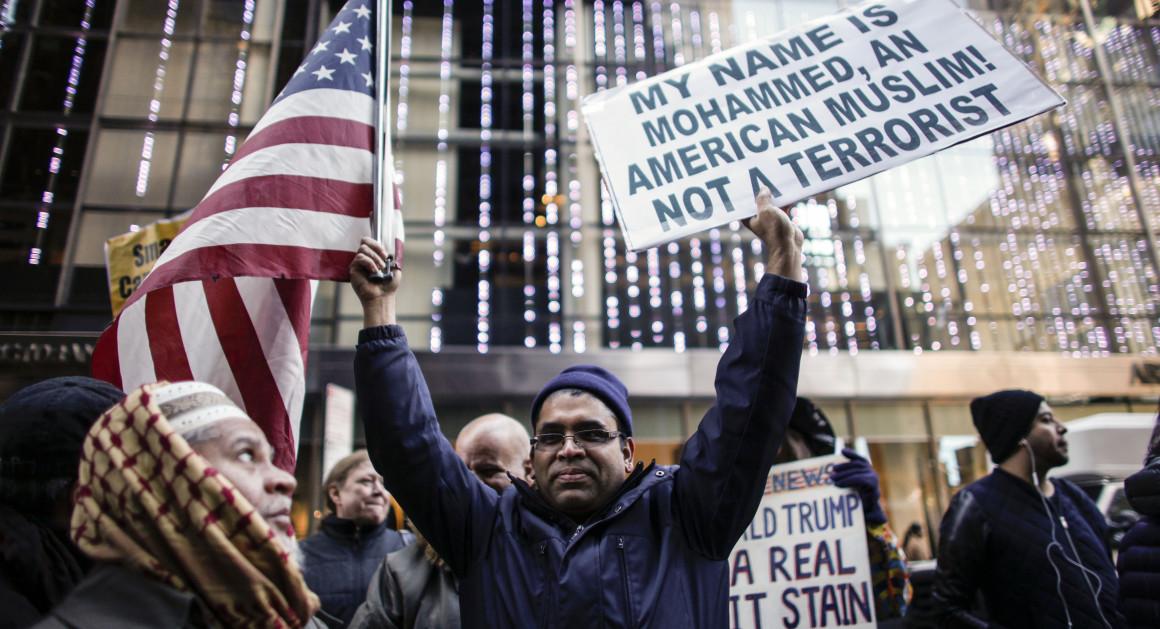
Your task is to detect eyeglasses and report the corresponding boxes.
[530,429,626,452]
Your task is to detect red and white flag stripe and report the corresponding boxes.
[93,278,316,472]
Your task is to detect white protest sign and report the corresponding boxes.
[582,0,1065,251]
[729,454,875,629]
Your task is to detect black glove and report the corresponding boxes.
[831,448,887,526]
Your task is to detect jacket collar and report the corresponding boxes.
[512,460,664,528]
[320,513,389,540]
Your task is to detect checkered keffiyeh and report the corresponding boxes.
[72,382,320,628]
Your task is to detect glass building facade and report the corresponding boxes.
[2,0,1158,543]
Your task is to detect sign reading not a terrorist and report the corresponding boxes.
[581,0,1065,252]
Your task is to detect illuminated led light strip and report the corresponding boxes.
[29,0,97,264]
[646,246,660,323]
[562,0,576,53]
[732,241,747,315]
[611,1,627,86]
[628,1,643,82]
[593,1,607,90]
[601,182,621,347]
[706,227,729,350]
[667,241,686,351]
[707,11,723,54]
[669,3,684,67]
[625,249,643,350]
[689,237,706,339]
[397,1,414,138]
[648,2,665,71]
[429,0,454,353]
[522,0,535,348]
[548,232,562,352]
[561,2,586,353]
[688,9,703,59]
[0,1,13,50]
[136,0,180,197]
[477,0,494,354]
[221,0,256,167]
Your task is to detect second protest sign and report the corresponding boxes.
[729,454,876,629]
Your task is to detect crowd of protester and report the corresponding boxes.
[0,191,1152,628]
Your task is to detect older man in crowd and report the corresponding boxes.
[34,381,323,629]
[351,413,532,629]
[349,187,806,628]
[0,377,125,628]
[302,450,412,628]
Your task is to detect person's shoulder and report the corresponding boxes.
[1052,477,1097,507]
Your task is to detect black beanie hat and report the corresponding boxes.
[530,365,633,436]
[791,397,837,457]
[969,389,1044,463]
[0,377,125,480]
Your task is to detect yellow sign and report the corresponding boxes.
[105,213,189,317]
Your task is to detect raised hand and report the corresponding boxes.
[742,186,804,282]
[349,237,400,327]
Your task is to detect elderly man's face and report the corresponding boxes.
[532,392,634,523]
[191,418,298,551]
[459,429,532,494]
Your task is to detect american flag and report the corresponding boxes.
[92,0,401,471]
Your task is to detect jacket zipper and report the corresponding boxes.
[538,541,552,629]
[617,536,637,629]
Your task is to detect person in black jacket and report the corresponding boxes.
[0,377,124,629]
[348,187,807,628]
[932,389,1125,629]
[301,450,413,628]
[1116,406,1160,628]
[350,413,533,629]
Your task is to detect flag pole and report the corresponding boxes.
[371,0,394,280]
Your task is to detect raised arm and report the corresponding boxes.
[672,188,808,559]
[351,238,497,577]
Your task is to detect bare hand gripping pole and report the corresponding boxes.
[370,0,395,281]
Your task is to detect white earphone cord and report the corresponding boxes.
[1023,440,1112,629]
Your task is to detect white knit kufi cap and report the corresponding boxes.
[150,381,253,436]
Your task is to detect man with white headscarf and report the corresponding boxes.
[34,381,323,629]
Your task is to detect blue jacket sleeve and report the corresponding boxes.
[354,325,497,577]
[672,273,807,560]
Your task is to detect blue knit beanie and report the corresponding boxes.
[530,365,633,436]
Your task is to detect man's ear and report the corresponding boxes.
[522,456,533,484]
[623,437,636,473]
[327,484,341,508]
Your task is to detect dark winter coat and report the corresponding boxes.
[932,468,1124,628]
[354,273,807,628]
[1117,458,1160,628]
[31,563,328,629]
[301,515,413,629]
[349,540,459,629]
[0,504,89,628]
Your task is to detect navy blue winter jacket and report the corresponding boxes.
[354,273,807,628]
[932,468,1124,629]
[1117,458,1160,628]
[301,515,413,628]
